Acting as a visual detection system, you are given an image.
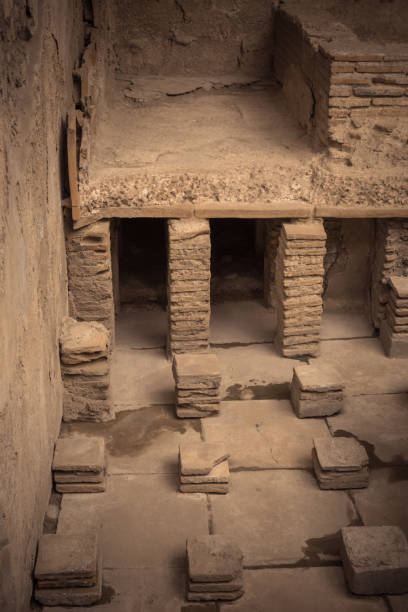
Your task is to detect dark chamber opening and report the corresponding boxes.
[210,219,264,303]
[118,219,167,306]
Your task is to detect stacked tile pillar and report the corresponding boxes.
[65,220,115,340]
[275,220,327,358]
[167,219,211,356]
[264,220,282,308]
[371,220,408,329]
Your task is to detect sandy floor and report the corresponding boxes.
[50,301,408,611]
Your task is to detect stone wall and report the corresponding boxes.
[0,2,91,610]
[110,0,277,77]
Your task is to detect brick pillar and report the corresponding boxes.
[275,221,326,358]
[264,220,282,308]
[371,220,408,329]
[65,220,115,340]
[167,219,211,356]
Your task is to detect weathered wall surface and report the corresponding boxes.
[111,0,278,77]
[0,2,88,609]
[323,220,374,312]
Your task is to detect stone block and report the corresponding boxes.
[291,385,343,418]
[180,460,229,484]
[173,353,221,388]
[176,407,218,418]
[188,571,243,592]
[55,481,106,493]
[292,363,344,393]
[60,318,109,364]
[53,437,105,473]
[313,437,369,472]
[312,450,369,490]
[390,276,408,299]
[34,550,102,606]
[341,526,408,595]
[187,535,243,583]
[380,321,408,358]
[180,483,229,494]
[34,533,98,582]
[187,589,244,601]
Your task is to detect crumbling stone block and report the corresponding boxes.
[186,535,244,601]
[173,353,221,418]
[312,437,369,489]
[52,437,106,493]
[290,363,344,418]
[341,526,408,595]
[60,318,113,422]
[275,221,326,358]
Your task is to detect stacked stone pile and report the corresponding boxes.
[312,437,369,489]
[275,221,326,358]
[340,526,408,595]
[172,353,221,418]
[380,276,408,358]
[60,317,112,422]
[52,437,106,493]
[179,442,230,493]
[291,363,344,418]
[186,535,244,602]
[167,219,211,356]
[34,533,102,606]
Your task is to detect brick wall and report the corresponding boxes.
[274,4,408,149]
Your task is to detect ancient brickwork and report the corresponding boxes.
[264,220,282,308]
[371,220,408,328]
[274,4,408,148]
[65,220,115,337]
[380,276,408,358]
[167,219,211,356]
[275,221,326,358]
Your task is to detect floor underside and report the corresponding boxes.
[51,302,408,611]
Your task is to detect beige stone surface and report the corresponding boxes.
[327,394,408,464]
[222,567,388,612]
[203,400,331,469]
[211,471,357,566]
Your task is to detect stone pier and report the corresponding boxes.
[275,221,326,358]
[167,219,211,356]
[65,220,115,338]
[371,220,408,329]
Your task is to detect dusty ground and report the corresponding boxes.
[44,300,408,611]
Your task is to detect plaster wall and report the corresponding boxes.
[0,2,88,609]
[110,0,278,77]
